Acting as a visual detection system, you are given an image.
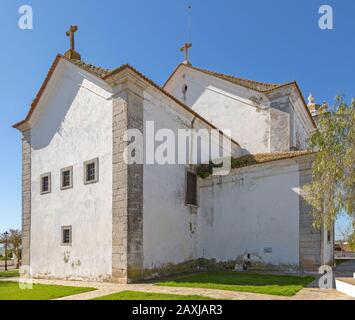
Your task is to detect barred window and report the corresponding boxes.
[87,163,95,181]
[60,166,73,190]
[61,226,72,245]
[40,173,51,194]
[185,171,198,206]
[84,158,99,184]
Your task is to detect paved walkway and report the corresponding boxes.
[2,261,354,300]
[1,276,353,300]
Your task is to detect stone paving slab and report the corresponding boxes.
[336,278,355,285]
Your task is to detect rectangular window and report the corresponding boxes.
[327,229,331,243]
[185,171,198,206]
[87,163,95,181]
[40,173,51,194]
[60,166,73,190]
[61,226,72,245]
[84,158,99,184]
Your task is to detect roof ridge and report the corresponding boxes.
[66,57,111,78]
[14,55,242,145]
[188,65,290,92]
[192,65,282,86]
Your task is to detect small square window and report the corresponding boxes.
[40,173,51,195]
[60,166,73,190]
[185,170,198,206]
[61,226,72,245]
[84,158,99,184]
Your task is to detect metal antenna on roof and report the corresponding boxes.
[188,5,192,44]
[180,5,192,65]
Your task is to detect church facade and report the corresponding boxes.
[14,31,333,282]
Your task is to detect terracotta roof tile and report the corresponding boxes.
[197,150,315,178]
[69,59,111,78]
[188,65,290,92]
[13,56,241,147]
[164,64,316,128]
[230,151,315,168]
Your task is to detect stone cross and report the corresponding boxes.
[180,43,192,64]
[64,25,81,60]
[66,25,78,52]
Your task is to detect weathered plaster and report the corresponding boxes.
[29,62,113,281]
[197,159,301,268]
[165,66,271,154]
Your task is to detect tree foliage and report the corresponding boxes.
[304,97,355,230]
[0,229,22,268]
[8,229,22,268]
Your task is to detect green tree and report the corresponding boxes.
[8,229,22,268]
[304,97,355,230]
[339,224,355,251]
[0,230,22,268]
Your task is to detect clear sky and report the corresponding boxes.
[0,0,353,238]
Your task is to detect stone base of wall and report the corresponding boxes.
[138,258,302,282]
[30,273,113,283]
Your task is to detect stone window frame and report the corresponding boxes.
[83,157,99,185]
[40,172,51,195]
[61,226,72,246]
[60,166,73,190]
[185,168,199,207]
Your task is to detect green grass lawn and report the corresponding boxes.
[156,272,315,297]
[0,270,19,278]
[92,290,214,300]
[0,281,95,300]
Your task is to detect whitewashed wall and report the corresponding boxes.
[165,66,315,154]
[141,86,243,269]
[165,67,272,154]
[197,160,301,267]
[142,89,203,269]
[292,99,312,150]
[29,61,113,280]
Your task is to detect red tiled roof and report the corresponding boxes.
[187,65,288,92]
[164,64,316,127]
[12,55,240,147]
[197,150,315,178]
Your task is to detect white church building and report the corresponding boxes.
[14,27,333,282]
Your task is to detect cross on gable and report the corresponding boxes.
[66,25,78,51]
[180,43,192,65]
[64,25,81,61]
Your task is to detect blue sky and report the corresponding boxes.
[0,0,353,238]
